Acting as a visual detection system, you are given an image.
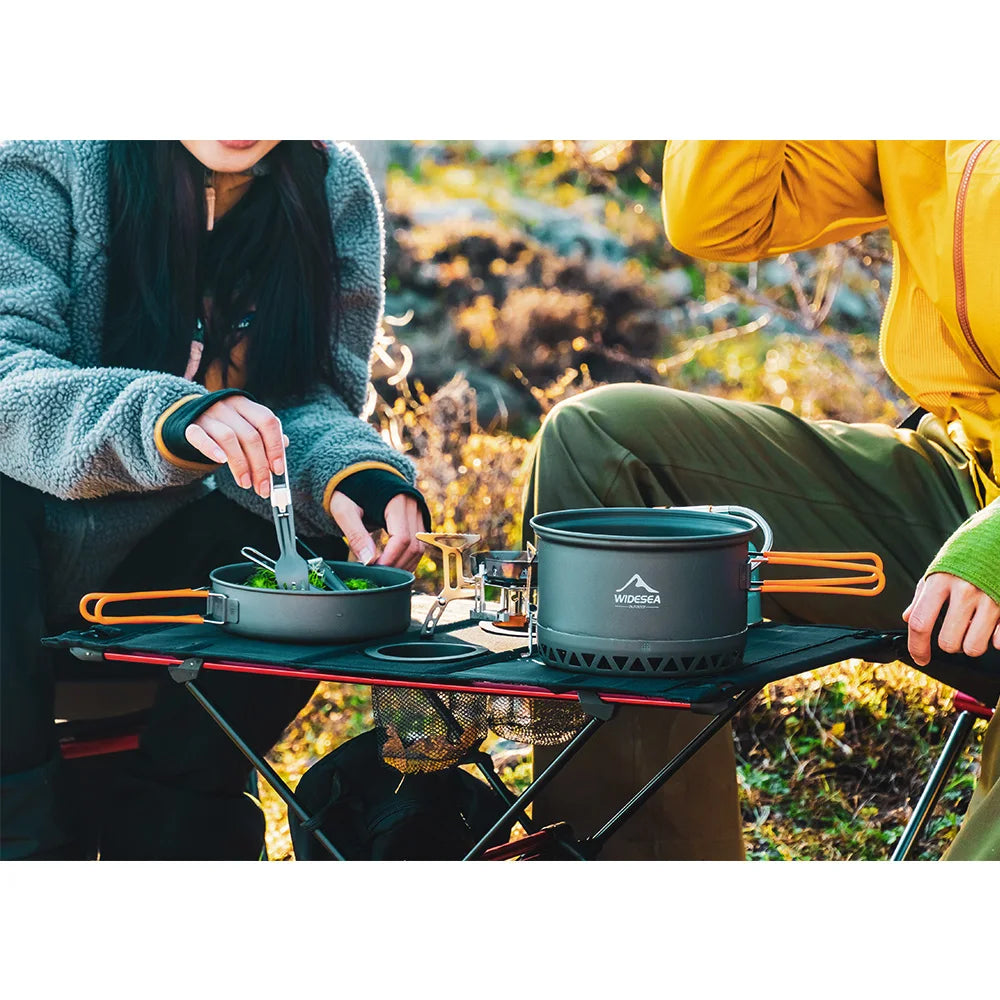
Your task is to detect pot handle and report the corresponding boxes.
[79,588,211,625]
[753,551,885,596]
[673,504,774,560]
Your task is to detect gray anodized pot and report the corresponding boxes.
[529,507,761,676]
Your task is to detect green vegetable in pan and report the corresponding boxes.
[243,567,325,590]
[243,567,380,591]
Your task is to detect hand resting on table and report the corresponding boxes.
[903,573,1000,667]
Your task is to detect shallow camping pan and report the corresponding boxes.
[79,560,415,645]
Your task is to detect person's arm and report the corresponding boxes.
[904,500,1000,664]
[0,141,220,499]
[661,140,887,261]
[210,143,428,567]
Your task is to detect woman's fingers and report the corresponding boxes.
[329,492,377,565]
[190,414,252,489]
[378,535,412,569]
[194,412,271,497]
[226,410,273,497]
[183,422,228,465]
[379,495,425,571]
[231,396,286,476]
[190,397,289,498]
[328,491,425,571]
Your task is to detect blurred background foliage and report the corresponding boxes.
[260,140,985,861]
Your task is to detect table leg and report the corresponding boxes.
[585,688,759,857]
[463,716,607,860]
[468,750,540,836]
[183,679,347,861]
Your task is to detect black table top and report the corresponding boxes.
[45,602,906,710]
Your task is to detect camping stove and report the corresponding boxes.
[416,532,537,640]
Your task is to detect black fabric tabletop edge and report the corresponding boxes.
[43,619,904,708]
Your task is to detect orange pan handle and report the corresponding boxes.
[79,589,209,625]
[754,551,885,597]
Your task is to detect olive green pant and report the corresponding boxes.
[523,384,998,860]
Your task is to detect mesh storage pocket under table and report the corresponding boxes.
[373,686,489,774]
[487,695,587,746]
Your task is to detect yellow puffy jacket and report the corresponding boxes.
[661,140,1000,508]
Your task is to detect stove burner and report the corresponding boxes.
[479,618,531,637]
[417,533,538,643]
[471,550,536,588]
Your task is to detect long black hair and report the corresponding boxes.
[103,140,340,401]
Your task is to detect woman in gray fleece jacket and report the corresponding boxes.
[0,139,428,860]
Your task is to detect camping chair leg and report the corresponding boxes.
[469,750,589,860]
[422,693,543,839]
[891,710,977,861]
[467,749,591,859]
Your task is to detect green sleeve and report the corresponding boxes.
[927,499,1000,605]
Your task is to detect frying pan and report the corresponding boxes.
[79,560,415,644]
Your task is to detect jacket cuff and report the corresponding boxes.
[155,389,254,468]
[323,463,430,530]
[926,501,1000,606]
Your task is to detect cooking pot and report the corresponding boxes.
[529,506,883,676]
[79,560,414,645]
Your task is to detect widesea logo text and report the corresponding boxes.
[613,574,661,607]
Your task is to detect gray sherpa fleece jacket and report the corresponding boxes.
[0,140,416,620]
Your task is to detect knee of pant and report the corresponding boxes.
[542,383,687,440]
[539,390,603,450]
[539,383,674,458]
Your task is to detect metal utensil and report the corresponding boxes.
[295,539,350,592]
[243,545,335,588]
[241,546,277,574]
[269,427,313,592]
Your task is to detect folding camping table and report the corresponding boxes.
[44,596,999,861]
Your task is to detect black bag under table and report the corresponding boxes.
[43,603,941,860]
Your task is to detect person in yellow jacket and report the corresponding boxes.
[524,141,999,861]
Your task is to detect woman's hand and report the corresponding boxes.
[329,491,425,571]
[902,572,1000,666]
[184,396,288,498]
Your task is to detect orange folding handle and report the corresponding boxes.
[755,551,885,597]
[79,589,208,625]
